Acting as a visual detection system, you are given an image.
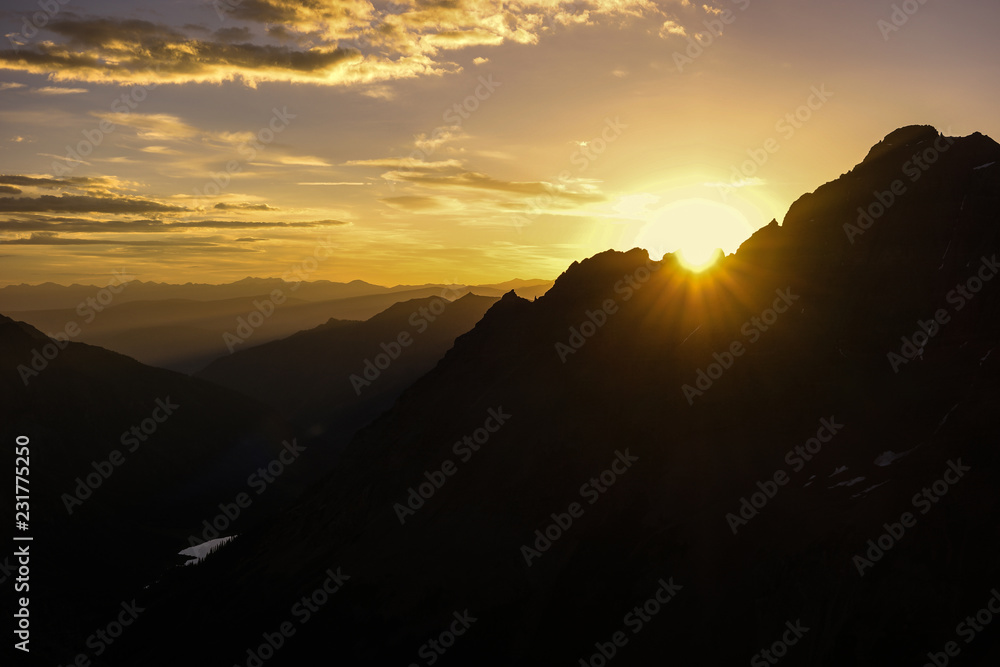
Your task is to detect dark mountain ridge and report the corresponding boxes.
[0,315,298,666]
[50,126,1000,665]
[197,293,500,482]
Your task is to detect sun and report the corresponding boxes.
[676,245,724,273]
[634,198,755,272]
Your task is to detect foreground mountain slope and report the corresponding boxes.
[0,316,297,666]
[117,127,1000,666]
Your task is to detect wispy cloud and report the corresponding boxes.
[32,86,88,95]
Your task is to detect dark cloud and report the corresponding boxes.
[0,217,348,232]
[214,202,277,211]
[0,231,104,245]
[0,18,362,84]
[0,195,186,213]
[0,231,232,247]
[47,18,187,47]
[214,27,255,43]
[0,186,22,195]
[0,175,117,189]
[266,25,294,41]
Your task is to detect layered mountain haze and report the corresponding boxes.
[199,293,500,481]
[2,279,551,373]
[43,126,988,665]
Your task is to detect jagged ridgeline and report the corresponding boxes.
[4,126,1000,666]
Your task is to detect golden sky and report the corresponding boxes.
[1,0,998,286]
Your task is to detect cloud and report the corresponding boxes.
[0,18,453,87]
[0,82,26,91]
[0,231,105,245]
[659,20,687,37]
[0,2,670,88]
[140,145,183,155]
[32,86,88,95]
[385,170,607,205]
[343,158,464,171]
[380,195,459,212]
[222,0,377,40]
[297,181,366,186]
[213,202,277,211]
[92,112,201,140]
[0,175,137,194]
[275,155,331,167]
[0,186,22,195]
[0,194,186,213]
[414,125,467,155]
[0,231,242,247]
[472,57,489,65]
[214,27,255,43]
[0,217,349,233]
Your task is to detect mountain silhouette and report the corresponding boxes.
[197,293,500,482]
[0,315,297,665]
[21,126,1000,666]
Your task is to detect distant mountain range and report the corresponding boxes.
[2,279,552,373]
[5,126,1000,666]
[0,277,552,311]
